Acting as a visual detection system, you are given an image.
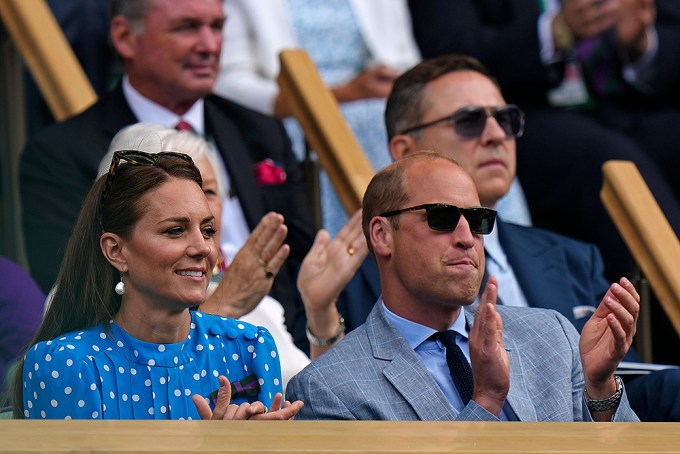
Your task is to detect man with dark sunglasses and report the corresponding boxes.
[382,54,679,422]
[408,0,680,367]
[380,204,497,235]
[408,0,680,298]
[288,151,640,422]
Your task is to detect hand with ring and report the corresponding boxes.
[297,210,368,356]
[257,257,275,279]
[199,212,289,318]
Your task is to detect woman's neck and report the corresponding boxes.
[113,303,191,344]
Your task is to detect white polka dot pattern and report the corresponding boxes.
[21,312,282,420]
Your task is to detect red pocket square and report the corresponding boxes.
[253,159,287,186]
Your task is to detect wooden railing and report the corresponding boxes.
[601,160,680,337]
[0,0,96,121]
[277,49,375,214]
[0,420,678,453]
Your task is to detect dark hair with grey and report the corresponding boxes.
[109,0,153,32]
[385,54,499,141]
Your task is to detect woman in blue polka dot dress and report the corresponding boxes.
[11,151,302,420]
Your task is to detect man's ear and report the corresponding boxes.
[369,217,393,258]
[389,134,418,162]
[110,15,137,60]
[100,232,128,273]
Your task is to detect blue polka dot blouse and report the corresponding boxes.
[22,311,283,419]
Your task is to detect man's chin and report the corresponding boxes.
[479,184,512,207]
[448,284,481,307]
[459,292,480,306]
[183,76,217,96]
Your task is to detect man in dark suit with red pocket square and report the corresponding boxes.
[19,0,315,332]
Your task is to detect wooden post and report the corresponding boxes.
[0,0,96,121]
[277,49,375,214]
[601,160,680,337]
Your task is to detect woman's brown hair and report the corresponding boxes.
[10,154,202,418]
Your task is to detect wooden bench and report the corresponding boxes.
[1,420,678,453]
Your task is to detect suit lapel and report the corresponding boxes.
[368,306,457,421]
[464,305,538,421]
[102,86,139,146]
[204,98,264,229]
[498,221,573,316]
[107,88,266,231]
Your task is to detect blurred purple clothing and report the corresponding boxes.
[0,257,45,391]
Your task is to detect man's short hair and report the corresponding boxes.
[385,54,499,140]
[109,0,153,33]
[362,151,458,255]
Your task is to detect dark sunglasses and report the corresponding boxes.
[380,203,496,234]
[399,105,525,139]
[100,150,194,211]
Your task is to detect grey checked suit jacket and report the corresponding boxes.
[287,302,638,421]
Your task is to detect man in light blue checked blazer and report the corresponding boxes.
[287,152,639,422]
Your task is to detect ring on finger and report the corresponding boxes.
[265,268,275,279]
[347,246,356,256]
[258,257,267,267]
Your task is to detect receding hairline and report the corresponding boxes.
[386,54,500,140]
[398,150,461,175]
[422,67,502,115]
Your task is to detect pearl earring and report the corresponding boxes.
[115,273,125,295]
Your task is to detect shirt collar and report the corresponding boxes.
[122,75,205,136]
[483,221,508,271]
[381,298,468,351]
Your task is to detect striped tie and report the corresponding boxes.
[575,36,624,97]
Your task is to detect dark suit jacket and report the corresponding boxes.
[408,0,680,106]
[19,86,316,330]
[496,220,609,332]
[407,1,680,310]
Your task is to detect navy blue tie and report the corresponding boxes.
[430,330,474,405]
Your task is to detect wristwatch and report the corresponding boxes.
[584,375,624,412]
[306,316,345,347]
[552,14,575,51]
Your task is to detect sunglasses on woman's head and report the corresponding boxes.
[399,105,525,139]
[380,203,496,234]
[100,150,194,216]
